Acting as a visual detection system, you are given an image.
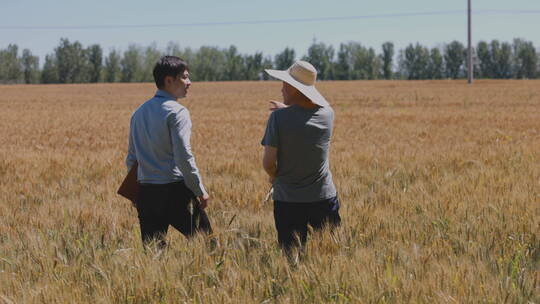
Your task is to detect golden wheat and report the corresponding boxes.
[0,80,539,303]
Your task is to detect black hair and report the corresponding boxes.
[153,56,189,89]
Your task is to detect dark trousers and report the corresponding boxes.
[135,181,212,248]
[273,196,341,253]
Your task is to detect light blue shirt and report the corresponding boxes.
[126,90,207,197]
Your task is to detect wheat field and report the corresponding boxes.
[0,80,539,303]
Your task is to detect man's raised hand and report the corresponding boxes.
[269,100,287,111]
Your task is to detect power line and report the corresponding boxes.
[0,9,539,30]
[0,10,466,30]
[477,9,540,14]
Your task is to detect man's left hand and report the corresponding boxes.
[198,193,210,209]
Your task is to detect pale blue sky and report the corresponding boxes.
[1,0,539,61]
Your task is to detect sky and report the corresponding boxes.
[1,0,539,61]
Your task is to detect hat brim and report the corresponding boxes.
[264,69,329,107]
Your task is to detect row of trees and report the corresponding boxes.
[0,38,539,84]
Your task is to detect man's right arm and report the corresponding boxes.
[126,117,137,172]
[269,100,287,111]
[261,111,279,183]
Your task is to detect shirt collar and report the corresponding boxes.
[154,89,177,100]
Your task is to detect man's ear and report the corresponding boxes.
[163,75,173,88]
[291,86,301,97]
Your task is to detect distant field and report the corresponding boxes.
[0,80,539,303]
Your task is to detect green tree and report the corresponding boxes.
[181,47,196,66]
[476,40,514,79]
[352,46,380,80]
[0,44,22,83]
[334,42,381,80]
[400,43,430,79]
[86,44,103,83]
[166,42,182,57]
[334,43,352,80]
[165,42,195,64]
[121,45,143,82]
[21,49,40,84]
[191,46,226,81]
[476,41,492,78]
[243,52,264,80]
[104,50,121,82]
[41,54,59,84]
[87,44,103,83]
[491,40,513,79]
[381,42,394,79]
[303,41,335,80]
[261,56,274,80]
[444,41,466,79]
[274,47,295,70]
[55,38,89,83]
[427,47,444,79]
[513,38,537,79]
[224,45,244,80]
[141,44,161,82]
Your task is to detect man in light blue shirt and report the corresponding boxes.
[126,56,211,247]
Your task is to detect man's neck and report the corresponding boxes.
[158,88,178,100]
[291,98,317,109]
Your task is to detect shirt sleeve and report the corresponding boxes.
[125,116,137,173]
[168,107,207,197]
[261,111,279,147]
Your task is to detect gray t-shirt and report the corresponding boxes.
[261,104,337,202]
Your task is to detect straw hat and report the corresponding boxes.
[264,61,329,107]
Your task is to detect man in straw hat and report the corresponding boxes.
[261,60,341,259]
[126,55,212,249]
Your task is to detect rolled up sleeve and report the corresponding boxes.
[168,108,207,197]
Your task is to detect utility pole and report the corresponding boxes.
[467,0,473,84]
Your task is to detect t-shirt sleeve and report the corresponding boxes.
[261,111,278,147]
